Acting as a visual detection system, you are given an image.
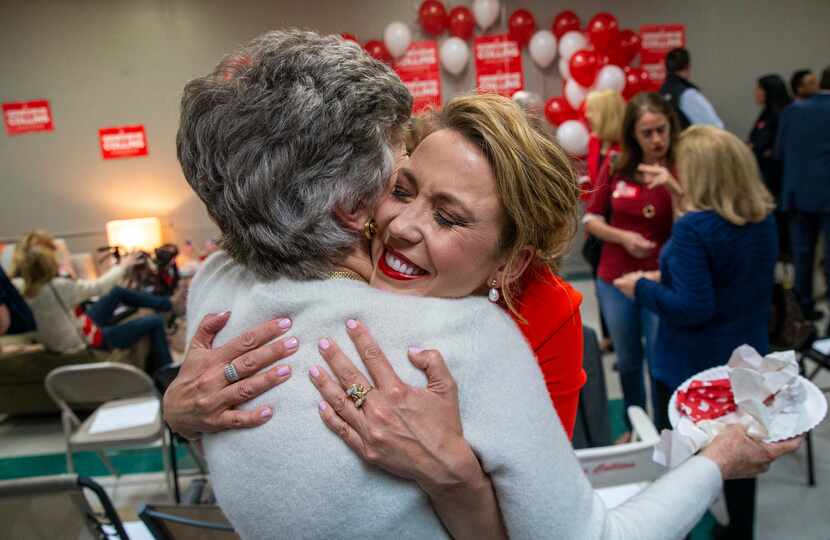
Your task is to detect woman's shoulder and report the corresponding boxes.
[516,268,582,344]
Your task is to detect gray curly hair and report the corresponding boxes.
[177,29,412,279]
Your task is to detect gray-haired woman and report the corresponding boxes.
[167,30,800,540]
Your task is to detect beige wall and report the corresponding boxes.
[2,0,829,262]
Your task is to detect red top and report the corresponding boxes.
[584,134,620,202]
[586,161,673,282]
[512,266,586,440]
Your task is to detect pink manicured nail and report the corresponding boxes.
[310,366,320,378]
[261,407,273,418]
[319,402,328,411]
[318,338,330,350]
[277,318,292,329]
[218,310,231,318]
[276,366,291,376]
[284,337,298,349]
[346,319,358,330]
[408,347,423,355]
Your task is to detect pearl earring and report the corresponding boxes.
[488,279,500,303]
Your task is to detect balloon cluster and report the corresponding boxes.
[343,3,649,157]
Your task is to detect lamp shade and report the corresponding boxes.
[105,217,162,252]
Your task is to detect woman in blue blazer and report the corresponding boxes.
[614,125,777,540]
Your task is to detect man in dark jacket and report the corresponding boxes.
[777,65,830,329]
[659,48,724,129]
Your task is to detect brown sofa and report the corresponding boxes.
[0,333,149,417]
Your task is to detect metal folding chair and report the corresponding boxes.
[45,362,173,500]
[138,504,238,540]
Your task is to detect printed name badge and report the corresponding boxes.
[612,181,640,199]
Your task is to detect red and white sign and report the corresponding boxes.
[639,24,686,90]
[2,100,54,135]
[394,41,442,114]
[474,34,524,97]
[99,125,149,159]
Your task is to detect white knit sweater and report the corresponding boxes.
[15,265,125,353]
[188,251,723,540]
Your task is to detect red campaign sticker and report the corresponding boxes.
[2,99,54,135]
[394,41,442,114]
[639,24,686,89]
[612,181,640,199]
[99,125,149,159]
[474,34,524,97]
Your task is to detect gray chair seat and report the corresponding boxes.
[71,396,162,449]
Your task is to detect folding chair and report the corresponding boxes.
[45,362,173,500]
[0,474,128,540]
[797,341,830,486]
[138,504,238,540]
[575,406,663,504]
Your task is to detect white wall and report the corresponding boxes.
[1,0,829,260]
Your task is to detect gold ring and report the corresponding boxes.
[345,383,373,409]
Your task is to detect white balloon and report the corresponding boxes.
[512,90,543,112]
[558,31,588,63]
[384,21,412,59]
[440,37,469,76]
[556,120,590,156]
[558,57,571,80]
[594,64,626,92]
[564,78,588,110]
[528,30,557,69]
[472,0,500,30]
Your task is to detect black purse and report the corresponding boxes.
[581,154,616,269]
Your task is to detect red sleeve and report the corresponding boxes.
[514,271,586,440]
[585,157,613,217]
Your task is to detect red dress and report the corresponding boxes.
[512,266,586,439]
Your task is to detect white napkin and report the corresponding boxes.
[653,345,805,468]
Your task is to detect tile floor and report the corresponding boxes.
[0,278,828,539]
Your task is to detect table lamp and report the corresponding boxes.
[105,217,162,252]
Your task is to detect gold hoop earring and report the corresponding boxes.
[363,218,377,240]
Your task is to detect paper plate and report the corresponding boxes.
[668,365,828,443]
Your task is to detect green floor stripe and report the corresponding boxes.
[0,443,197,480]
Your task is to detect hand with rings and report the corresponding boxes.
[309,319,506,540]
[162,311,299,440]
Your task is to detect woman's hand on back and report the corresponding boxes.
[309,320,506,539]
[162,312,297,439]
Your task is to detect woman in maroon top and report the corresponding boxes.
[584,93,683,441]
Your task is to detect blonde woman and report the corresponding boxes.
[16,241,174,374]
[614,125,778,539]
[583,89,626,353]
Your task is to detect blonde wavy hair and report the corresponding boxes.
[585,89,625,145]
[425,94,580,316]
[677,125,775,225]
[19,244,59,298]
[12,230,57,278]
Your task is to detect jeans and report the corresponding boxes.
[596,278,659,428]
[790,211,830,314]
[86,287,173,374]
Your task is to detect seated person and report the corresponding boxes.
[0,265,35,336]
[15,236,174,374]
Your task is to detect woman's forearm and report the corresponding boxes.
[420,442,506,540]
[585,218,628,245]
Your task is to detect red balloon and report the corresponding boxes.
[586,12,620,53]
[597,53,611,67]
[544,96,578,126]
[552,10,581,39]
[418,0,448,36]
[448,6,475,40]
[569,49,601,87]
[623,66,649,100]
[508,9,536,48]
[364,40,392,64]
[340,33,358,42]
[608,29,641,67]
